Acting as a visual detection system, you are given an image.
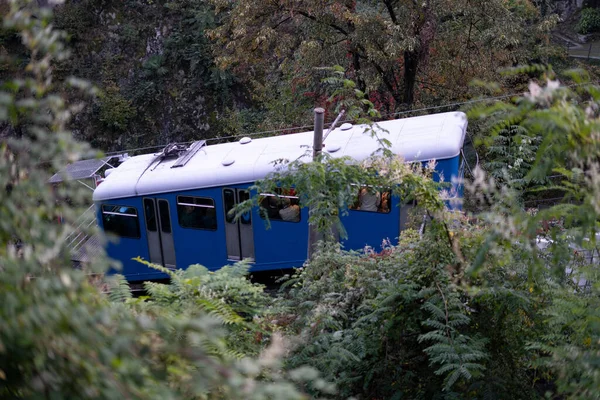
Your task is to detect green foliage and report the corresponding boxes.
[97,84,136,131]
[131,259,271,358]
[483,125,540,188]
[49,0,243,151]
[466,69,600,398]
[278,224,542,399]
[0,2,332,398]
[137,259,269,320]
[320,65,380,121]
[418,284,487,391]
[234,131,446,243]
[210,0,559,113]
[576,8,600,34]
[107,274,133,303]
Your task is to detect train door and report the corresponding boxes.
[222,188,255,261]
[143,197,177,269]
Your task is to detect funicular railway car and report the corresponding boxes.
[92,111,468,282]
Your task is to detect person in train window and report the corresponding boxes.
[379,191,390,213]
[268,196,281,219]
[279,198,300,222]
[358,187,380,212]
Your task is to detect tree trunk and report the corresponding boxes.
[403,50,419,108]
[351,50,367,94]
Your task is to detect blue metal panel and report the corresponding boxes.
[159,187,228,271]
[342,195,400,251]
[96,197,168,281]
[433,157,459,184]
[433,156,461,209]
[251,206,309,271]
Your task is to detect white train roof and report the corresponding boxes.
[93,111,467,201]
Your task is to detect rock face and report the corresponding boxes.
[46,1,243,153]
[555,0,586,19]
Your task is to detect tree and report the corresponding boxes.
[209,0,558,114]
[0,2,332,398]
[467,69,600,399]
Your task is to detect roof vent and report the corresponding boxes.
[239,137,252,144]
[340,123,353,131]
[171,140,206,168]
[326,144,341,153]
[221,158,235,166]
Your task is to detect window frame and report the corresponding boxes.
[176,195,217,231]
[101,204,141,239]
[258,188,301,223]
[349,187,392,214]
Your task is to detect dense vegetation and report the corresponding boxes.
[2,0,600,399]
[0,0,566,151]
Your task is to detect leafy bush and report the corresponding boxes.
[576,8,600,34]
[0,2,332,398]
[127,260,274,357]
[468,70,600,399]
[277,223,556,399]
[97,84,136,131]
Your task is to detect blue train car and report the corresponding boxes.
[92,111,468,281]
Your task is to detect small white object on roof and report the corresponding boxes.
[239,137,252,144]
[325,144,342,153]
[340,123,353,131]
[221,158,235,167]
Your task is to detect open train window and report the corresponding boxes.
[177,196,217,230]
[259,188,300,222]
[101,205,141,238]
[349,187,391,213]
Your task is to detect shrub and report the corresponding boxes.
[0,2,332,398]
[576,8,600,34]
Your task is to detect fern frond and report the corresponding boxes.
[196,298,245,326]
[107,274,132,303]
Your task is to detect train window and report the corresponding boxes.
[158,200,172,234]
[349,188,391,213]
[238,190,252,225]
[143,199,157,232]
[223,189,235,224]
[101,204,141,238]
[177,196,217,230]
[259,188,300,223]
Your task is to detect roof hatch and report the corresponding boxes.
[153,141,206,169]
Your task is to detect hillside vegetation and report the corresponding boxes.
[2,0,600,399]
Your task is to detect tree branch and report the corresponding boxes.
[293,10,350,36]
[383,0,399,25]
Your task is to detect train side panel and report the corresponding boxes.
[96,156,464,280]
[96,197,167,281]
[251,207,310,271]
[433,155,462,208]
[342,193,400,251]
[163,187,228,271]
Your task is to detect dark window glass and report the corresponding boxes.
[143,199,157,232]
[101,204,140,238]
[223,189,235,224]
[238,190,252,225]
[158,200,172,233]
[350,188,391,214]
[177,196,217,230]
[259,188,300,223]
